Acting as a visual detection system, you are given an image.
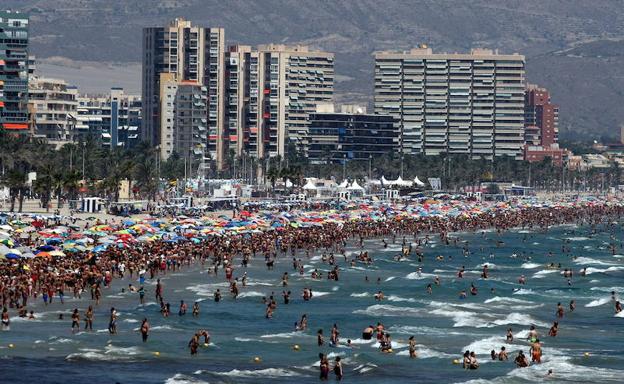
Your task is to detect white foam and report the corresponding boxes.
[574,257,618,266]
[65,345,142,362]
[165,374,210,384]
[385,276,397,282]
[353,304,422,317]
[585,266,624,275]
[513,288,534,295]
[585,297,611,307]
[350,292,370,298]
[532,269,558,278]
[521,262,541,269]
[484,297,534,305]
[207,368,302,378]
[386,295,417,303]
[237,291,265,298]
[567,236,589,241]
[312,291,331,297]
[260,332,313,339]
[405,272,435,280]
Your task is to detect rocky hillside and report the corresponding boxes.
[7,0,624,139]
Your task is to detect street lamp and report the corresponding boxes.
[368,154,372,180]
[342,153,347,181]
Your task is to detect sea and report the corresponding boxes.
[1,223,623,383]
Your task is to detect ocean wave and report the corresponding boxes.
[521,262,541,269]
[237,291,265,298]
[405,272,435,280]
[512,288,534,295]
[567,236,589,241]
[385,276,397,282]
[353,304,423,317]
[200,368,302,378]
[484,297,534,305]
[65,345,142,362]
[386,295,417,303]
[164,374,210,384]
[585,297,611,307]
[585,266,624,275]
[574,257,618,266]
[350,292,370,298]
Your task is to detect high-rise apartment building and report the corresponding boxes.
[0,11,29,132]
[524,84,558,147]
[225,44,334,160]
[374,47,525,159]
[158,73,208,174]
[28,77,78,145]
[75,88,141,148]
[142,18,225,165]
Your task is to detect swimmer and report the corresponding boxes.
[556,302,564,318]
[140,318,149,342]
[530,339,542,364]
[527,325,538,343]
[362,325,374,340]
[408,336,417,358]
[498,346,508,361]
[71,308,80,332]
[548,322,558,337]
[515,351,529,367]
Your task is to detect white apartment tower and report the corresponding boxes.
[374,47,525,159]
[225,44,334,160]
[143,18,225,167]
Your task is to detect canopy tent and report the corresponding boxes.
[414,176,426,187]
[285,179,293,188]
[392,176,413,187]
[381,176,390,185]
[347,180,365,191]
[337,180,349,189]
[302,180,317,190]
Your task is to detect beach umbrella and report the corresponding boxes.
[49,250,66,257]
[36,251,52,258]
[0,231,11,239]
[5,253,21,260]
[0,238,14,247]
[38,245,55,251]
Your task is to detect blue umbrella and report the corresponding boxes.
[5,253,21,260]
[38,245,55,251]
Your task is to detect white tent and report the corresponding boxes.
[285,179,293,188]
[381,176,390,185]
[393,176,412,186]
[338,180,349,188]
[414,176,426,187]
[366,178,382,185]
[302,180,317,190]
[347,180,365,191]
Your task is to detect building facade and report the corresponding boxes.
[308,105,399,163]
[142,18,225,165]
[28,76,78,145]
[374,47,525,159]
[524,84,558,147]
[158,74,208,174]
[225,44,334,160]
[0,11,29,132]
[75,88,141,148]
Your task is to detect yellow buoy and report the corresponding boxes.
[8,344,14,349]
[204,343,209,347]
[293,344,300,351]
[584,352,590,357]
[452,359,460,365]
[154,351,160,356]
[254,356,261,363]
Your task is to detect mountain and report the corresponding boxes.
[7,0,624,139]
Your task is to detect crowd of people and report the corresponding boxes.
[0,200,623,379]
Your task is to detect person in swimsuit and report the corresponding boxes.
[1,307,10,330]
[515,351,529,367]
[333,356,343,381]
[506,328,513,343]
[108,307,118,334]
[84,306,93,331]
[319,353,330,380]
[188,333,199,355]
[192,302,200,317]
[527,325,538,343]
[408,336,417,358]
[362,325,374,340]
[530,339,542,364]
[548,322,558,337]
[498,346,508,361]
[140,318,150,342]
[71,309,80,332]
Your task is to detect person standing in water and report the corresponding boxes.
[84,305,93,331]
[140,318,150,342]
[530,339,542,364]
[108,307,118,334]
[71,309,80,332]
[333,356,343,381]
[408,336,417,358]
